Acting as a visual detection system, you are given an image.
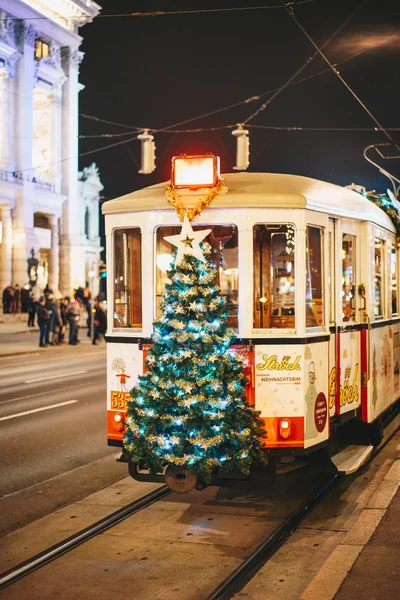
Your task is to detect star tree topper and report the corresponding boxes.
[164,216,211,265]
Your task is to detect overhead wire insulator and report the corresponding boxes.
[138,129,156,174]
[232,124,249,171]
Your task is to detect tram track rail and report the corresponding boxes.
[0,485,170,591]
[207,474,338,600]
[1,415,398,598]
[207,413,400,600]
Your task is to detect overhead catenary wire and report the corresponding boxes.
[79,126,400,138]
[243,0,367,124]
[0,1,319,22]
[80,114,141,132]
[2,26,398,138]
[279,0,400,151]
[150,30,400,134]
[9,134,140,176]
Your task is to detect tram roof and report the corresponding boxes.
[102,172,394,232]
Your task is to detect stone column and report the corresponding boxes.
[59,47,85,295]
[51,93,62,194]
[12,23,36,287]
[48,214,60,294]
[0,205,13,290]
[0,69,11,169]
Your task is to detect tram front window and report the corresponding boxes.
[253,224,296,329]
[155,224,238,328]
[113,228,142,328]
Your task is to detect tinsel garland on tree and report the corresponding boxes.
[364,191,400,240]
[124,239,266,484]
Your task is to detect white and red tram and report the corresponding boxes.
[103,157,400,480]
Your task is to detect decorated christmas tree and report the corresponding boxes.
[124,216,266,491]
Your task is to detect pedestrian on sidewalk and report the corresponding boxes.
[14,284,20,312]
[37,297,49,347]
[45,293,54,345]
[27,293,38,327]
[92,300,107,345]
[8,287,16,313]
[49,296,62,345]
[2,286,11,314]
[67,297,81,345]
[21,286,30,313]
[59,298,68,343]
[83,285,92,337]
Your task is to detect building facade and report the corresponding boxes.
[0,0,102,297]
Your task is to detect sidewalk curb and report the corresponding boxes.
[0,349,44,358]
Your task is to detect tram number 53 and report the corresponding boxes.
[111,391,130,409]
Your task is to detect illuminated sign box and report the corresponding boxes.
[171,155,220,189]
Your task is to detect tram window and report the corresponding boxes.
[392,244,398,316]
[374,239,384,318]
[306,226,324,327]
[155,224,238,328]
[113,228,142,328]
[329,229,334,324]
[253,224,295,329]
[342,234,356,322]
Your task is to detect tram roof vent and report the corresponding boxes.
[345,183,366,194]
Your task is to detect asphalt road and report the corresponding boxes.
[0,341,128,536]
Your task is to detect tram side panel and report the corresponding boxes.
[367,323,399,423]
[254,341,329,450]
[107,342,143,445]
[337,330,362,417]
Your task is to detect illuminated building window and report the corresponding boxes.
[253,224,295,330]
[155,224,238,328]
[306,226,324,328]
[391,244,398,316]
[35,40,50,61]
[113,228,142,328]
[342,234,356,322]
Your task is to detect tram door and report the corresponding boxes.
[333,220,362,419]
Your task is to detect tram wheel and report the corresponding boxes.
[165,465,197,493]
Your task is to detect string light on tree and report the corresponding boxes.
[124,214,266,492]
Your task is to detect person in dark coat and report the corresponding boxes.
[21,286,30,312]
[59,298,68,343]
[67,298,81,345]
[14,284,20,312]
[37,297,49,347]
[2,287,10,314]
[45,294,54,345]
[27,294,38,327]
[49,298,62,345]
[92,301,107,345]
[8,287,16,313]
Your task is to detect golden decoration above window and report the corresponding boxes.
[164,178,225,222]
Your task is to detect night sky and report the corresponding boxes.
[79,0,400,207]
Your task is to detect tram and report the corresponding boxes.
[103,154,400,483]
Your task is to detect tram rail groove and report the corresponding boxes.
[207,409,400,600]
[0,485,170,591]
[207,474,338,600]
